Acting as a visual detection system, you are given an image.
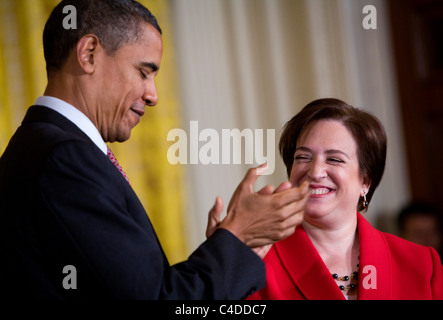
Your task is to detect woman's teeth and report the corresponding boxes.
[310,188,330,195]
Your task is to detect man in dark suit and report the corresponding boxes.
[0,0,308,299]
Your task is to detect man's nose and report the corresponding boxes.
[143,80,158,107]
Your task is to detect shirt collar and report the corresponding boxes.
[34,96,107,155]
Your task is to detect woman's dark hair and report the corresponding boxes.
[43,0,162,76]
[279,98,387,212]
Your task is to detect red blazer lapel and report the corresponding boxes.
[357,213,392,299]
[274,226,345,300]
[270,213,393,300]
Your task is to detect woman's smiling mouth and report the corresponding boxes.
[309,185,335,197]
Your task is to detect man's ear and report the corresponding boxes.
[76,34,100,74]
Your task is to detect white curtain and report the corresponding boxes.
[170,0,410,252]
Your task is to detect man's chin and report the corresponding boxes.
[106,129,132,143]
[115,132,131,143]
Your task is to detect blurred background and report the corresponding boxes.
[1,0,442,264]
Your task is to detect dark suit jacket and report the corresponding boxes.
[248,213,443,300]
[0,105,265,299]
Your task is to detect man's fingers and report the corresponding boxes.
[220,170,310,248]
[245,196,306,248]
[255,163,269,176]
[249,208,304,247]
[240,163,268,192]
[274,181,292,193]
[271,180,309,208]
[278,201,306,224]
[257,185,275,195]
[257,180,292,195]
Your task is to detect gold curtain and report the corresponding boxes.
[0,0,187,264]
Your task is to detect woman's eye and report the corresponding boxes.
[295,155,310,161]
[328,158,344,163]
[140,70,147,79]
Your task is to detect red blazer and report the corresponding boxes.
[248,213,443,300]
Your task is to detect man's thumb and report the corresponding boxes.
[206,197,223,238]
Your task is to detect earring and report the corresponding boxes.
[362,191,369,208]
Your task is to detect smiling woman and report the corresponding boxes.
[292,120,369,226]
[279,98,386,212]
[248,98,443,300]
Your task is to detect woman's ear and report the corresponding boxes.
[361,177,371,197]
[76,34,100,74]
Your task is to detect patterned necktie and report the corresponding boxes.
[107,146,130,184]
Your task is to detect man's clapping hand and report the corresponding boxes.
[206,164,309,258]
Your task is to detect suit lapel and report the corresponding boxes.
[274,226,345,300]
[23,105,169,261]
[357,213,391,299]
[274,213,393,300]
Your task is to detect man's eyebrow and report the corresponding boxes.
[138,61,159,72]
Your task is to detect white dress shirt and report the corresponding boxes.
[34,96,107,155]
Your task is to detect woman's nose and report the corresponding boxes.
[307,160,326,180]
